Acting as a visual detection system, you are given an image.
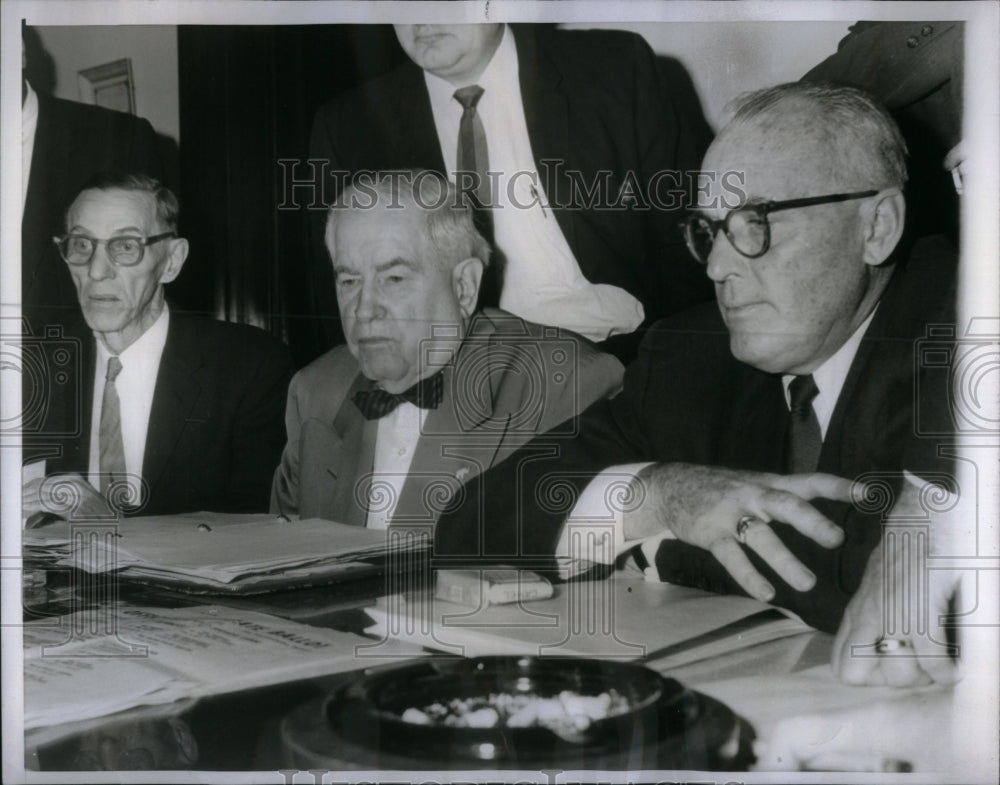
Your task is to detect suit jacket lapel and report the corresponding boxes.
[141,315,203,500]
[393,62,447,171]
[328,375,377,526]
[721,370,787,473]
[393,319,505,525]
[513,27,576,252]
[393,365,477,526]
[820,313,892,478]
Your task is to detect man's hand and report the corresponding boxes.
[756,689,954,773]
[22,473,116,525]
[626,463,852,602]
[832,481,962,687]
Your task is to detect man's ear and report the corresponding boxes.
[158,237,189,284]
[452,257,484,318]
[862,188,906,267]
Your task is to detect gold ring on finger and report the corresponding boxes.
[736,515,761,545]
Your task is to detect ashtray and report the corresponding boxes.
[282,656,755,770]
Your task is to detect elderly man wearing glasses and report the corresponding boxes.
[435,82,957,643]
[22,172,293,521]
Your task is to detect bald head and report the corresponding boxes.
[697,83,908,375]
[715,82,908,194]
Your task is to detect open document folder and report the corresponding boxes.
[23,513,429,594]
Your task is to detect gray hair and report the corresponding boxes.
[725,82,908,189]
[325,171,491,270]
[70,171,180,231]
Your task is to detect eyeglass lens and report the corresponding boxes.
[687,207,768,263]
[60,237,145,266]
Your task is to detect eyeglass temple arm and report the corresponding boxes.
[758,189,881,215]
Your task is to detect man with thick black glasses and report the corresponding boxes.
[434,82,956,640]
[22,173,293,521]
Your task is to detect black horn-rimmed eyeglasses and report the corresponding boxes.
[679,190,880,264]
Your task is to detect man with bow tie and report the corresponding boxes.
[269,172,624,528]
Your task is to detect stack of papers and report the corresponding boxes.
[365,577,811,667]
[23,604,421,735]
[24,513,428,593]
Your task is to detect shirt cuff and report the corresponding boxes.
[554,463,674,568]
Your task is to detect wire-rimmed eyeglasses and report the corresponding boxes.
[53,232,177,267]
[678,190,879,264]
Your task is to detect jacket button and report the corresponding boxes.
[921,25,934,36]
[906,36,919,48]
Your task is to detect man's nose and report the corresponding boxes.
[704,230,746,283]
[352,280,383,321]
[87,244,115,281]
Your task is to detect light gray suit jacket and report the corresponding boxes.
[270,310,623,527]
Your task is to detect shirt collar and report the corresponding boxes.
[423,24,515,113]
[95,303,171,366]
[477,23,517,96]
[782,305,878,425]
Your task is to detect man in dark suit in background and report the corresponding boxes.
[21,27,165,336]
[309,23,713,362]
[803,20,963,245]
[23,174,294,519]
[434,83,956,635]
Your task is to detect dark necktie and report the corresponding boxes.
[454,85,491,214]
[99,356,127,494]
[785,374,822,473]
[352,370,445,421]
[454,84,501,309]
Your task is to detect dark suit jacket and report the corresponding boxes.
[434,237,957,632]
[803,21,963,244]
[308,26,713,357]
[48,310,294,517]
[22,91,164,336]
[271,309,624,525]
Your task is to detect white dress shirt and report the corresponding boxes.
[22,80,39,215]
[781,308,876,439]
[423,25,644,343]
[556,309,879,573]
[366,402,429,529]
[88,306,170,495]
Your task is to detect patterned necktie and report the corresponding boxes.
[785,374,822,473]
[99,356,127,494]
[352,370,445,421]
[454,84,501,308]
